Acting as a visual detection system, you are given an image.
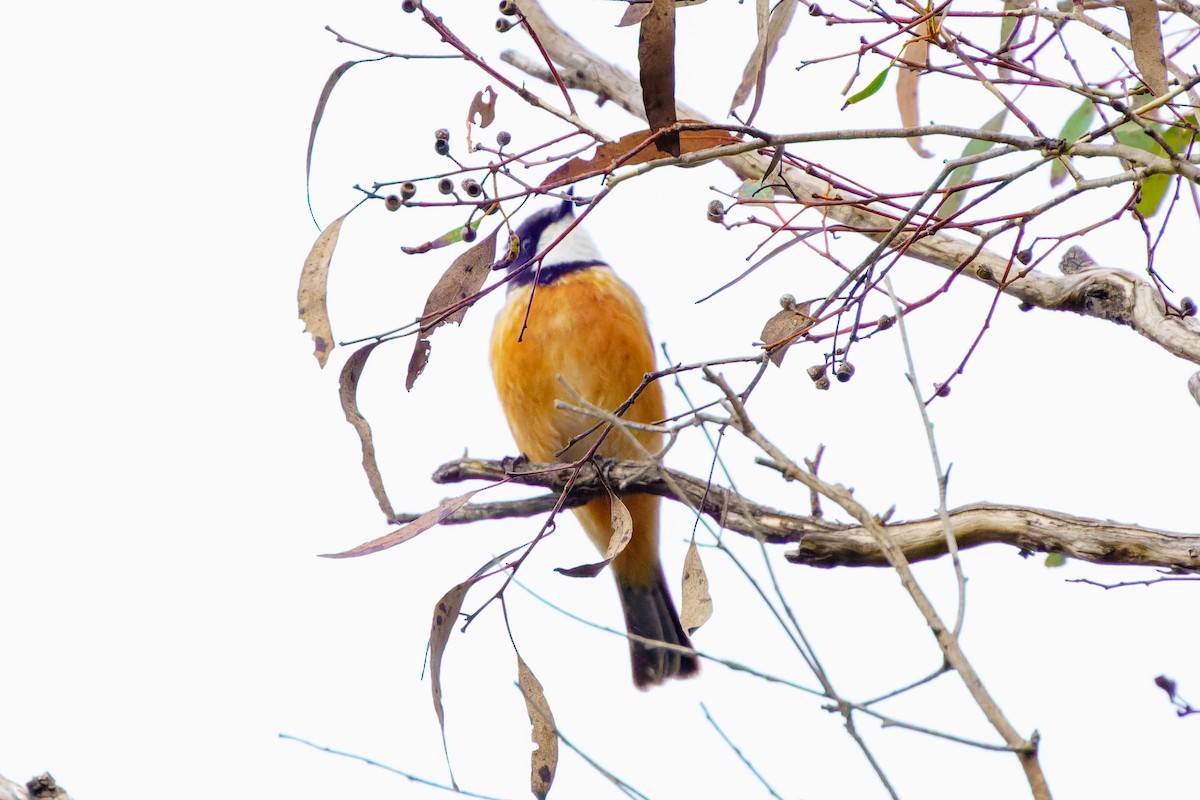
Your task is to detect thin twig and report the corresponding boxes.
[700,703,786,800]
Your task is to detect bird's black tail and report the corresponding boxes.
[618,569,700,689]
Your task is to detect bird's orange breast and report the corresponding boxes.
[489,267,665,466]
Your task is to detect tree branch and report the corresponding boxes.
[401,457,1200,571]
[505,0,1200,367]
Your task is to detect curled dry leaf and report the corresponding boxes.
[542,126,740,186]
[468,85,497,128]
[1123,0,1167,96]
[407,226,500,391]
[680,540,712,635]
[319,488,482,558]
[638,0,679,156]
[897,37,933,158]
[406,339,432,392]
[729,0,799,119]
[429,580,471,792]
[1187,371,1200,408]
[617,0,653,27]
[307,61,359,209]
[555,488,633,578]
[517,655,558,800]
[760,298,815,366]
[297,213,348,368]
[339,343,397,522]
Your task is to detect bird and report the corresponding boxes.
[489,196,699,688]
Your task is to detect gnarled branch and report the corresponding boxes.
[400,456,1200,571]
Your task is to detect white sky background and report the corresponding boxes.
[3,1,1198,799]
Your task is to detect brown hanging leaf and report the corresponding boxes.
[307,61,358,213]
[468,85,497,128]
[428,580,471,792]
[297,213,348,368]
[407,226,500,391]
[680,540,713,635]
[639,0,679,156]
[319,488,482,558]
[760,297,815,366]
[517,655,558,800]
[555,488,634,578]
[897,37,933,158]
[406,339,432,392]
[617,0,653,27]
[338,343,396,522]
[729,0,799,119]
[1123,0,1167,96]
[542,126,740,186]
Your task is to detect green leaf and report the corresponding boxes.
[999,0,1022,53]
[1050,100,1096,187]
[401,218,484,255]
[1044,553,1066,568]
[844,66,889,107]
[1114,122,1159,153]
[736,179,775,200]
[1136,173,1171,217]
[940,109,1007,218]
[1108,113,1184,218]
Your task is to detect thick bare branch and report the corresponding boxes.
[505,0,1200,367]
[402,457,1200,571]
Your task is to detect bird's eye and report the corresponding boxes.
[521,238,534,255]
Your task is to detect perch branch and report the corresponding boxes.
[397,457,1200,571]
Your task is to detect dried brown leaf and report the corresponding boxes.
[639,0,679,155]
[680,540,712,635]
[307,61,358,205]
[468,85,497,128]
[1123,0,1167,96]
[297,213,348,368]
[1188,371,1200,408]
[421,226,500,329]
[729,0,799,118]
[407,338,432,392]
[617,0,652,27]
[338,343,396,522]
[897,37,933,158]
[429,581,470,792]
[319,488,481,558]
[406,226,500,391]
[542,126,739,186]
[517,655,558,800]
[555,488,633,578]
[760,298,814,366]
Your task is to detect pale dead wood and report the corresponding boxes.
[402,457,1200,571]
